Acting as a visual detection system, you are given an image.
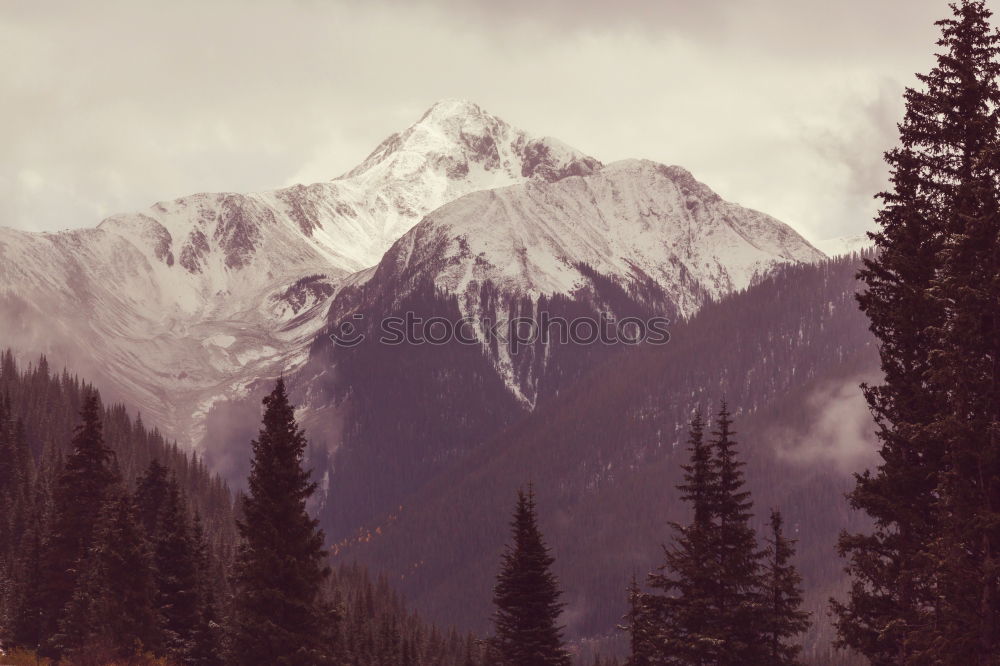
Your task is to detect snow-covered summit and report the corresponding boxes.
[339,98,601,244]
[0,100,599,446]
[333,157,824,406]
[0,99,821,450]
[371,158,825,318]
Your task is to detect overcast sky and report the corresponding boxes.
[0,0,979,243]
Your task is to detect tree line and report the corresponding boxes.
[0,352,812,665]
[0,362,484,665]
[488,406,813,666]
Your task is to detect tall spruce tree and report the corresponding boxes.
[490,486,571,666]
[834,2,1000,663]
[0,395,31,549]
[152,473,203,662]
[646,411,722,665]
[36,392,117,657]
[56,488,161,660]
[190,512,225,666]
[922,2,1000,659]
[761,510,810,666]
[229,378,334,665]
[0,395,21,641]
[9,462,53,651]
[135,458,209,661]
[710,403,765,665]
[641,407,784,665]
[135,458,171,536]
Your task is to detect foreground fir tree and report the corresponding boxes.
[229,378,335,665]
[135,458,171,536]
[151,472,203,661]
[761,510,810,666]
[709,404,765,664]
[0,394,32,645]
[56,488,160,660]
[922,24,1000,666]
[491,486,571,666]
[36,393,117,657]
[8,487,48,650]
[0,394,31,553]
[834,1,1000,662]
[646,411,723,664]
[639,407,808,665]
[8,448,57,651]
[189,512,225,666]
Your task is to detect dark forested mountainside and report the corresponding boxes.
[329,253,876,664]
[0,253,876,664]
[0,352,494,665]
[306,282,526,542]
[0,352,236,662]
[298,259,676,543]
[0,351,236,545]
[329,562,487,666]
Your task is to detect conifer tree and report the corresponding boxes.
[229,378,334,665]
[761,510,810,666]
[0,395,19,517]
[921,1,1000,655]
[646,411,722,664]
[491,486,571,666]
[151,473,203,661]
[621,575,655,666]
[0,395,21,640]
[56,488,160,660]
[36,392,117,656]
[8,478,51,651]
[834,2,1000,662]
[709,403,764,664]
[641,407,778,665]
[135,458,171,536]
[190,512,225,666]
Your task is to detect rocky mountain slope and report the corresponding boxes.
[0,98,823,455]
[0,100,599,447]
[327,253,878,663]
[319,158,823,406]
[289,153,823,549]
[367,158,823,317]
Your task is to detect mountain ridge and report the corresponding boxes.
[0,99,598,448]
[0,99,823,456]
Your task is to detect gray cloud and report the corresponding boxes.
[0,0,983,243]
[771,378,879,473]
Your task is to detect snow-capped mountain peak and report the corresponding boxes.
[343,98,597,183]
[0,100,601,448]
[369,157,824,315]
[338,99,601,243]
[0,100,821,451]
[332,157,824,405]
